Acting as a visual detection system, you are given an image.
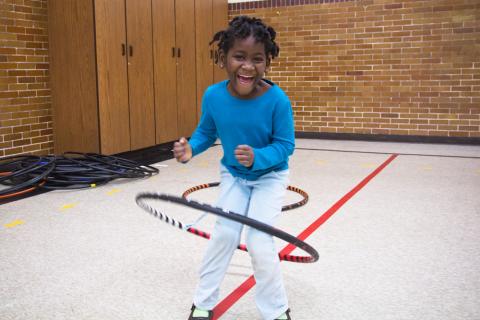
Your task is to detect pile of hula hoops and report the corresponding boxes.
[0,152,159,201]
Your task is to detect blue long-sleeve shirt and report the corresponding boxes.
[189,79,295,181]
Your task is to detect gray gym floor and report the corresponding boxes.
[1,139,479,320]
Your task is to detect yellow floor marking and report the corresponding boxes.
[421,165,433,171]
[316,160,326,165]
[106,188,121,196]
[4,219,25,228]
[476,169,480,175]
[60,203,78,211]
[179,168,190,173]
[361,163,376,168]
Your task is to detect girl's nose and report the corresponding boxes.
[241,61,254,70]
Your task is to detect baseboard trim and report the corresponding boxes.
[115,141,175,165]
[295,132,480,145]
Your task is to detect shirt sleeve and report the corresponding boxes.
[251,98,295,171]
[189,92,217,157]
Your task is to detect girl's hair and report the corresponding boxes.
[210,16,280,63]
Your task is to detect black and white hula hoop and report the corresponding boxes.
[136,192,319,263]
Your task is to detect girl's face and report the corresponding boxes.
[222,35,269,99]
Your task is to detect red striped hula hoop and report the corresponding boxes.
[182,182,309,211]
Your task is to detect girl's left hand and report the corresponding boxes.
[234,145,254,167]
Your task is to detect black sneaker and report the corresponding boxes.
[187,304,213,320]
[275,308,291,320]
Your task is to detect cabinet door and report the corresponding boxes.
[212,0,228,83]
[195,0,214,121]
[48,0,99,154]
[95,0,130,154]
[125,0,156,150]
[152,0,178,144]
[175,0,197,138]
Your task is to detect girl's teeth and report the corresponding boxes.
[238,75,253,83]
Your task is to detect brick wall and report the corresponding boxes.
[1,0,479,159]
[229,0,480,139]
[0,0,52,158]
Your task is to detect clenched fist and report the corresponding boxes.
[234,145,254,168]
[172,137,192,163]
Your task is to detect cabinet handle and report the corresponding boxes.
[129,45,133,57]
[172,47,175,57]
[122,44,126,56]
[177,47,181,58]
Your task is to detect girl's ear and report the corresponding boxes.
[218,50,226,68]
[265,58,271,74]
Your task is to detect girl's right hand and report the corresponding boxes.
[172,137,192,163]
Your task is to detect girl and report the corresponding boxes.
[173,16,294,320]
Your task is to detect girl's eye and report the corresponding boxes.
[254,57,265,63]
[234,55,245,60]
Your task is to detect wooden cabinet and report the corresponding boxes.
[152,0,197,143]
[195,0,228,121]
[212,0,229,83]
[94,0,155,154]
[48,0,100,154]
[153,0,227,143]
[48,0,227,155]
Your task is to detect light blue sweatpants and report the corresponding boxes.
[193,165,290,320]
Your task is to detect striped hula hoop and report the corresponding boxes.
[182,182,309,211]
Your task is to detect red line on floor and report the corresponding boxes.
[212,154,398,319]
